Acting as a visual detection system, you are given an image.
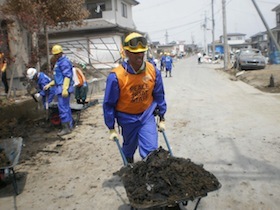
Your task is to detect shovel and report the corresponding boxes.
[45,92,49,121]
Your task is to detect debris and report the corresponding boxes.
[268,74,275,87]
[236,70,245,77]
[37,149,59,154]
[116,147,221,209]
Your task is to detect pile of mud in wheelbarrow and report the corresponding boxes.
[116,147,221,210]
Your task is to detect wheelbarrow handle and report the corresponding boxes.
[114,137,128,166]
[161,130,173,156]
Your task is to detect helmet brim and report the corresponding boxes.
[124,46,148,53]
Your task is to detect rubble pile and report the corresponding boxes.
[116,147,221,208]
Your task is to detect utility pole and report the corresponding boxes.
[202,11,207,53]
[165,30,169,45]
[222,0,229,70]
[211,0,215,62]
[251,0,280,51]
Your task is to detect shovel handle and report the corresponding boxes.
[45,92,49,120]
[114,137,128,166]
[162,130,173,156]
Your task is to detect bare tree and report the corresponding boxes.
[1,0,89,68]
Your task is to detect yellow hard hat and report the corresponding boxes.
[123,32,148,53]
[52,45,63,55]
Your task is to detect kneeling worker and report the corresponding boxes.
[73,66,88,105]
[26,67,56,108]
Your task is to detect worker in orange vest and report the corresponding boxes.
[73,66,88,105]
[0,52,9,94]
[103,32,167,163]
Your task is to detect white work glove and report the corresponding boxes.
[158,120,165,132]
[34,93,40,98]
[109,129,118,140]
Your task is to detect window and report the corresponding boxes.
[121,2,127,18]
[277,13,280,26]
[86,2,106,19]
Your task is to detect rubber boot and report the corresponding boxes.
[76,99,81,104]
[126,157,134,164]
[57,123,71,136]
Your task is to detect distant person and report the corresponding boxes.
[147,53,157,68]
[165,53,174,77]
[0,52,9,94]
[160,52,166,71]
[197,52,202,64]
[26,67,56,108]
[44,44,74,136]
[72,66,88,105]
[103,32,167,163]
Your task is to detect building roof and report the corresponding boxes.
[250,31,267,38]
[152,41,160,46]
[271,25,280,32]
[48,19,142,39]
[272,4,280,11]
[123,0,139,6]
[227,33,246,36]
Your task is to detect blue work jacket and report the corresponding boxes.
[103,61,167,129]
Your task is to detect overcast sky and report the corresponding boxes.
[132,0,279,47]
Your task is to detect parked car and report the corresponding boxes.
[234,48,266,70]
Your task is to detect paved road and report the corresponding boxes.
[161,56,280,209]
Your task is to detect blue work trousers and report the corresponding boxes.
[120,114,158,159]
[57,94,73,127]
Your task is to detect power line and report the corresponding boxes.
[258,0,280,4]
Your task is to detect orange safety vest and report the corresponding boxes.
[0,53,7,73]
[76,67,86,87]
[112,62,156,114]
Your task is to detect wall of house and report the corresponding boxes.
[0,17,29,93]
[49,34,122,70]
[7,21,29,88]
[83,0,136,29]
[115,0,136,29]
[219,35,246,45]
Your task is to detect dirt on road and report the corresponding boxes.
[224,64,280,93]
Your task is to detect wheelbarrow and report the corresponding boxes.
[0,137,23,195]
[114,131,221,210]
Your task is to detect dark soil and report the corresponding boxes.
[0,149,11,168]
[116,147,221,209]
